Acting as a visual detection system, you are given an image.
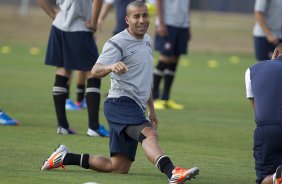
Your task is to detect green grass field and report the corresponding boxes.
[0,5,256,184]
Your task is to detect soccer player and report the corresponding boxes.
[253,0,282,61]
[41,1,199,184]
[152,0,191,110]
[245,43,282,184]
[37,0,109,137]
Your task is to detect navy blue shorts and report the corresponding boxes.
[254,125,282,184]
[104,96,149,161]
[253,36,281,62]
[45,26,99,71]
[155,25,189,56]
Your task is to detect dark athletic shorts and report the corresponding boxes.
[155,25,189,56]
[253,36,281,62]
[45,26,99,71]
[104,96,150,161]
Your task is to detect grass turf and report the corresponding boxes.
[0,44,255,184]
[0,5,257,184]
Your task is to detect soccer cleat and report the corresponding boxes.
[0,111,19,126]
[57,126,77,135]
[75,98,87,109]
[65,99,81,110]
[41,145,69,171]
[154,99,166,110]
[165,100,184,110]
[274,165,282,184]
[169,167,199,184]
[87,125,109,137]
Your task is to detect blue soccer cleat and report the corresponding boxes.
[87,125,109,137]
[75,98,87,109]
[0,111,19,126]
[65,99,80,110]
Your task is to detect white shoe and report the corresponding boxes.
[57,126,77,134]
[87,126,109,137]
[41,145,69,171]
[169,167,199,184]
[87,128,100,137]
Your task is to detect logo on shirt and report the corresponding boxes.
[146,41,151,48]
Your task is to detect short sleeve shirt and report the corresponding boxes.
[253,0,282,38]
[155,0,190,28]
[97,29,154,112]
[53,0,93,32]
[245,68,253,98]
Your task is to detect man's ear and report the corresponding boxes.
[125,16,129,25]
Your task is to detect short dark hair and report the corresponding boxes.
[126,0,147,16]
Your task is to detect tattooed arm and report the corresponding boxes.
[91,62,128,78]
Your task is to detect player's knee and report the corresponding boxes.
[142,128,158,141]
[160,55,175,64]
[111,164,130,174]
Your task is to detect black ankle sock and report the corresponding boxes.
[66,84,70,99]
[162,63,177,100]
[76,84,85,103]
[53,75,69,128]
[153,61,166,99]
[86,78,101,130]
[63,153,89,169]
[156,155,175,179]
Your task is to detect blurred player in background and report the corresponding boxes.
[37,0,109,137]
[253,0,282,61]
[152,0,191,110]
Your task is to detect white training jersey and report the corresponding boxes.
[245,68,253,98]
[53,0,92,32]
[97,29,154,112]
[253,0,282,38]
[155,0,190,28]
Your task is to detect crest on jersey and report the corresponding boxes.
[164,42,171,50]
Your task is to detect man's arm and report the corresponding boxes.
[36,0,56,20]
[155,0,167,37]
[255,11,279,45]
[147,93,158,129]
[91,61,128,78]
[85,0,103,31]
[245,68,255,111]
[97,2,113,31]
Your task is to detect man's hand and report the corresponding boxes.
[85,20,97,33]
[111,62,128,75]
[148,111,158,130]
